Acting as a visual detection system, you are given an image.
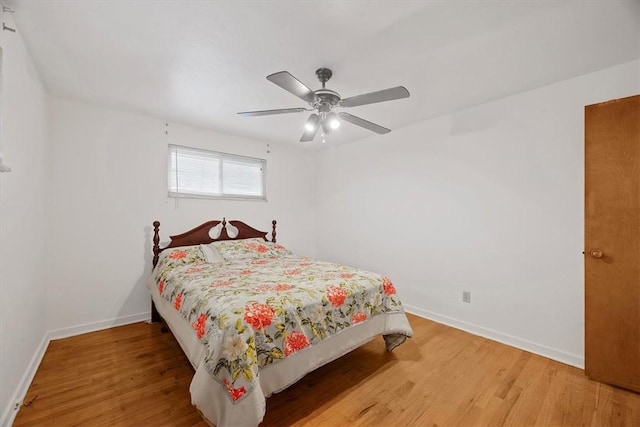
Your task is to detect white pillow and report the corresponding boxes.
[200,243,226,264]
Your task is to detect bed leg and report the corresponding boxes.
[151,300,161,323]
[151,300,169,333]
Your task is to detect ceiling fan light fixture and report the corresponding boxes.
[327,112,340,130]
[304,114,320,132]
[321,120,332,135]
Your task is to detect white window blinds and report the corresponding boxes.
[168,145,266,200]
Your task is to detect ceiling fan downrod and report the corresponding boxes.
[315,68,332,89]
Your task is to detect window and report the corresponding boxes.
[168,145,266,200]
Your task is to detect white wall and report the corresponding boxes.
[46,97,316,333]
[316,60,640,367]
[0,10,50,426]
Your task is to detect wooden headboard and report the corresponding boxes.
[152,218,276,267]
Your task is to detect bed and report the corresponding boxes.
[148,218,413,426]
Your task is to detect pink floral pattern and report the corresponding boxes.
[160,246,207,269]
[351,312,367,324]
[168,250,187,260]
[173,293,183,310]
[243,302,275,330]
[326,286,348,307]
[209,280,232,288]
[223,378,247,401]
[382,276,397,296]
[253,283,294,293]
[192,313,207,339]
[150,248,408,405]
[284,330,310,356]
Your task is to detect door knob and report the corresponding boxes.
[590,249,604,258]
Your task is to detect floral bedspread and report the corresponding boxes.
[150,245,408,403]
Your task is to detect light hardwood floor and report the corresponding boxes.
[14,314,640,426]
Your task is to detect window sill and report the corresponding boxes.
[168,192,267,202]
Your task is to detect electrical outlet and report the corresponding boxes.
[13,401,20,411]
[462,291,471,303]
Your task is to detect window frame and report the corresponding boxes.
[167,144,267,201]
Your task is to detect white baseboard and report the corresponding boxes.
[1,312,151,427]
[48,312,150,341]
[404,304,584,369]
[1,333,50,427]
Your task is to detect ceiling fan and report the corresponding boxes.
[238,68,410,142]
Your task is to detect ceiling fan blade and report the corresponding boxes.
[300,114,320,142]
[340,86,410,108]
[338,112,391,134]
[237,107,307,117]
[267,71,317,104]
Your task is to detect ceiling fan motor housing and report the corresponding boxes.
[314,89,341,108]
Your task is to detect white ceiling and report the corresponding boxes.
[8,0,640,146]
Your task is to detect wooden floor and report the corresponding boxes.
[14,314,640,426]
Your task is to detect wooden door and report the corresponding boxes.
[585,94,640,392]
